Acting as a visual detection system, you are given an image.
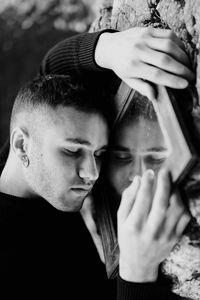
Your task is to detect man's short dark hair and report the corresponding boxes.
[10,74,111,132]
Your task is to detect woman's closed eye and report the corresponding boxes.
[109,151,134,162]
[144,154,167,165]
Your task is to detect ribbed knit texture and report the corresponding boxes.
[0,191,116,299]
[117,275,182,300]
[40,29,117,76]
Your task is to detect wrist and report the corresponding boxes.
[94,32,114,69]
[119,262,159,283]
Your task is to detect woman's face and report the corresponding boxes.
[107,117,170,197]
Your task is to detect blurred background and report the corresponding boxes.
[0,0,100,147]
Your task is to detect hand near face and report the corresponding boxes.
[117,169,191,283]
[95,27,195,100]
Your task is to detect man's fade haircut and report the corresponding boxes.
[10,74,111,133]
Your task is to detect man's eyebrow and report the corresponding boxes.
[97,145,108,151]
[65,138,91,146]
[109,145,168,153]
[65,138,108,150]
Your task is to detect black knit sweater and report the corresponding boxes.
[0,190,116,298]
[0,190,181,300]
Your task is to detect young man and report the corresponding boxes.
[0,75,112,298]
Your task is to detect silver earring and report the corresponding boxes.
[21,155,30,167]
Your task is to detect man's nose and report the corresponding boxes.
[78,154,99,182]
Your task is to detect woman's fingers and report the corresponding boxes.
[127,170,155,228]
[118,175,141,223]
[149,28,185,51]
[147,169,171,231]
[126,62,189,89]
[98,27,195,94]
[162,192,185,239]
[175,211,191,237]
[139,46,195,81]
[123,78,156,101]
[146,36,192,68]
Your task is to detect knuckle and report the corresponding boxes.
[129,58,140,70]
[166,30,174,39]
[152,68,162,79]
[146,226,157,242]
[134,42,143,50]
[164,40,173,52]
[179,64,187,75]
[143,26,152,37]
[131,221,142,233]
[160,54,172,66]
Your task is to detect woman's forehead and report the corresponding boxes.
[112,118,167,153]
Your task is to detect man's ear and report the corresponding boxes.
[10,127,29,160]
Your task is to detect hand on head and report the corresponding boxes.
[117,168,191,283]
[95,27,195,100]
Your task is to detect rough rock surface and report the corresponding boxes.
[90,1,200,299]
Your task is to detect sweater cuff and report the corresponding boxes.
[117,276,173,300]
[78,29,118,72]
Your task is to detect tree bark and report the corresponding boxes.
[90,1,200,299]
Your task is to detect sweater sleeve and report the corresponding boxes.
[40,29,117,77]
[117,276,183,300]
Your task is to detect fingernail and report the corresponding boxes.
[133,175,141,184]
[177,79,188,88]
[145,169,154,179]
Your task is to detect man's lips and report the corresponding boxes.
[71,186,93,195]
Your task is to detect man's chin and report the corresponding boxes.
[62,195,85,212]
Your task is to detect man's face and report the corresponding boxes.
[26,106,108,211]
[107,117,169,197]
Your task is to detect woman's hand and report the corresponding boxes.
[95,27,195,100]
[117,169,191,282]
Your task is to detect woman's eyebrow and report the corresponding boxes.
[145,146,168,152]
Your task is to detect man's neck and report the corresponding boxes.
[0,158,33,198]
